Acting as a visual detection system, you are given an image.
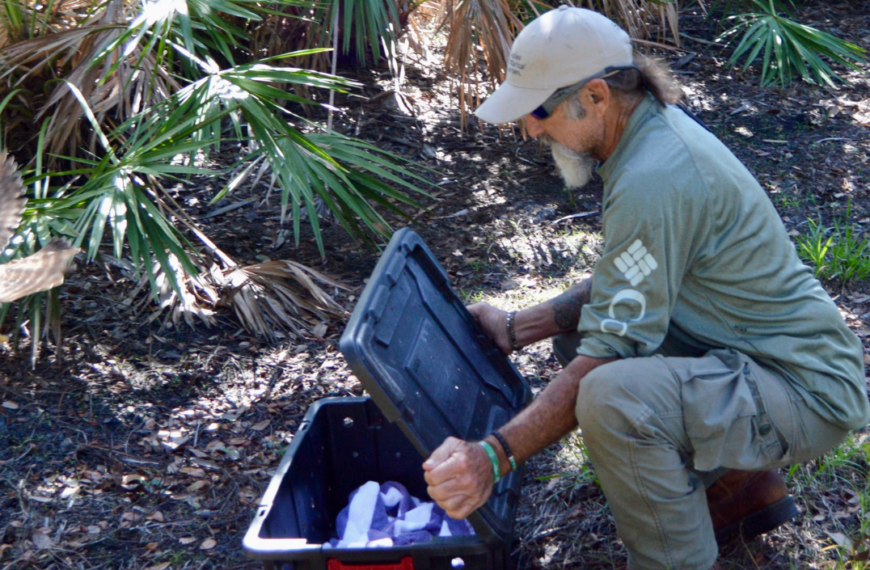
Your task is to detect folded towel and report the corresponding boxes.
[327,481,475,548]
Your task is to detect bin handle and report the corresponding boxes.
[326,556,414,570]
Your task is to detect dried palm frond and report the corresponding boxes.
[439,0,524,128]
[220,260,350,342]
[123,252,350,342]
[573,0,681,46]
[126,253,219,330]
[0,0,180,164]
[0,0,95,48]
[0,149,78,363]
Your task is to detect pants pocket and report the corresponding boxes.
[678,349,785,472]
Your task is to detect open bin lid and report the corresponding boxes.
[339,228,531,545]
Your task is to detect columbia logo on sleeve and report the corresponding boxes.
[598,239,659,337]
[613,239,658,286]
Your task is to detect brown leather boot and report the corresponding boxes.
[706,469,798,544]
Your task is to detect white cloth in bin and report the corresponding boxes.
[326,481,475,548]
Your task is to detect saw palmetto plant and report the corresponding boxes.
[718,0,865,87]
[0,0,179,162]
[0,0,433,344]
[0,0,862,350]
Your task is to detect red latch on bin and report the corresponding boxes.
[327,556,414,570]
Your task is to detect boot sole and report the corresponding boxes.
[714,495,799,544]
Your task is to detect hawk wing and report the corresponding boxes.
[0,151,27,253]
[0,152,79,303]
[0,239,79,303]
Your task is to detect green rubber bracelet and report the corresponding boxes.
[479,441,502,484]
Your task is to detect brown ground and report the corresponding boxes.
[0,1,868,569]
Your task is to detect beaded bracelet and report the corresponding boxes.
[490,431,517,472]
[478,441,502,485]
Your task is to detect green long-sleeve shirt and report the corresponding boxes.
[576,95,869,430]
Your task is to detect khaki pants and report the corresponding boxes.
[553,332,849,570]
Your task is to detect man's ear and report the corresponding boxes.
[584,78,611,114]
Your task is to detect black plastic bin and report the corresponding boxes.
[243,397,512,570]
[243,228,530,569]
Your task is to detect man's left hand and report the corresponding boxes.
[423,436,494,520]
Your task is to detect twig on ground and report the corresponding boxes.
[632,38,686,52]
[680,32,718,46]
[549,211,600,225]
[0,443,34,466]
[202,199,256,220]
[435,208,470,219]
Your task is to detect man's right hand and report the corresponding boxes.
[468,302,513,354]
[423,437,494,520]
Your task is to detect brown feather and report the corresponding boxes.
[0,239,79,303]
[0,152,27,252]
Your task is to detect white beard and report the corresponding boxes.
[546,138,597,190]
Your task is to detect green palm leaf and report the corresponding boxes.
[721,1,866,87]
[0,0,435,343]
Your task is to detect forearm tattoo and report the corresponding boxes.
[549,278,592,332]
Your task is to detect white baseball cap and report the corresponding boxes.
[474,6,633,124]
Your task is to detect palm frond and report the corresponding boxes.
[186,58,433,251]
[0,0,93,47]
[0,0,434,345]
[126,253,218,329]
[1,0,180,163]
[440,0,524,127]
[575,0,681,45]
[720,1,866,87]
[219,259,349,342]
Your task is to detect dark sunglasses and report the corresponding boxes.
[530,66,637,120]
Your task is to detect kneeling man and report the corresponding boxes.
[422,7,869,570]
